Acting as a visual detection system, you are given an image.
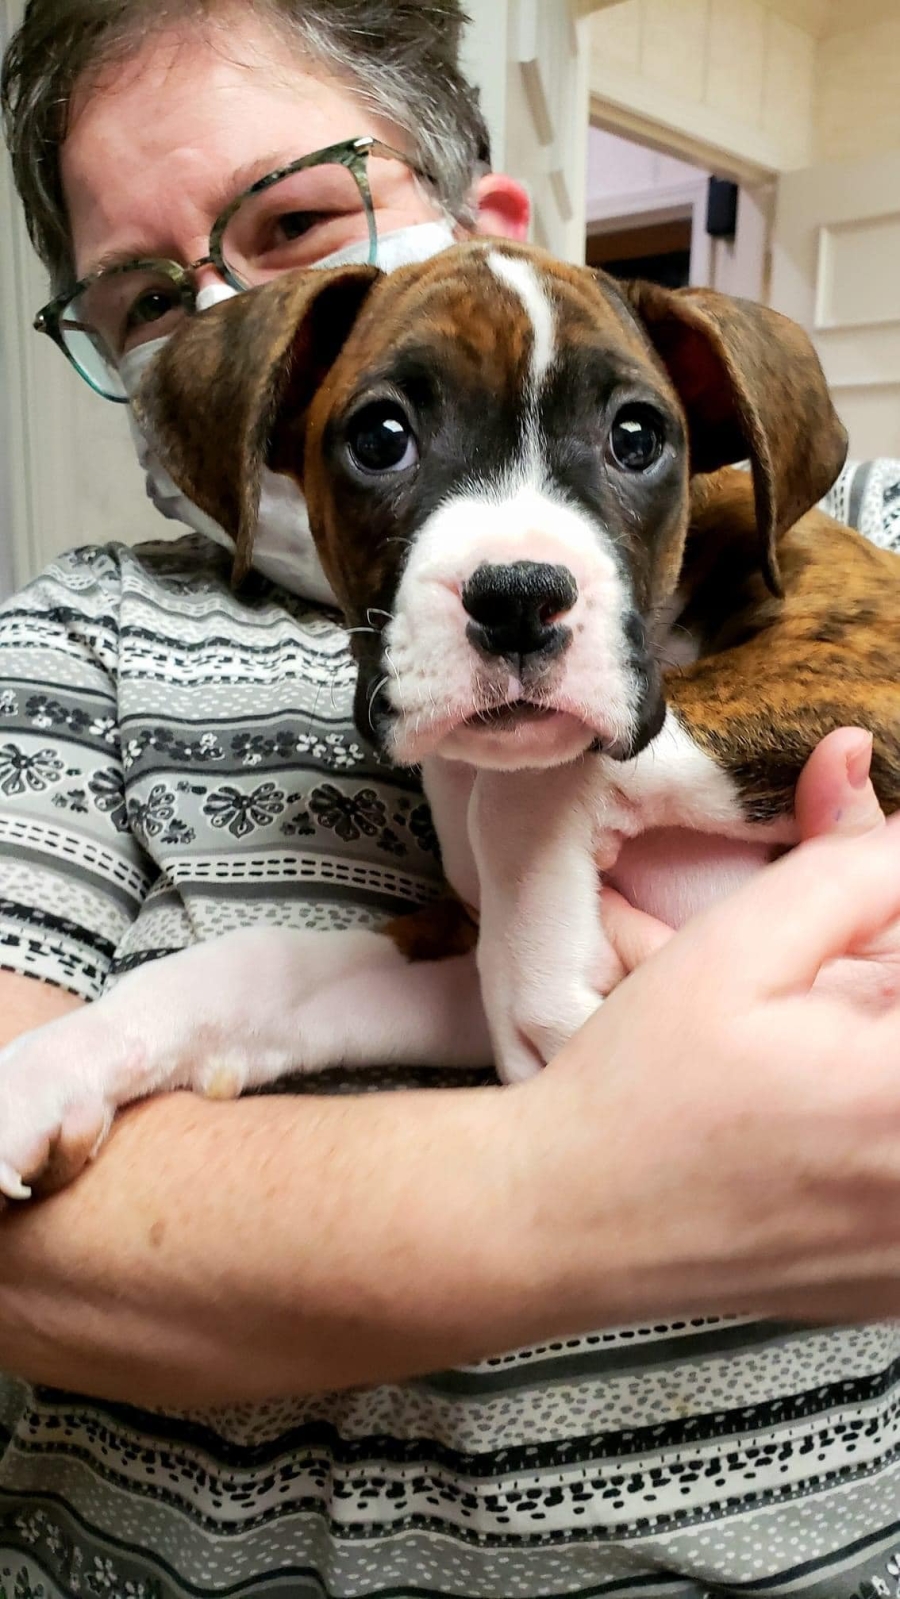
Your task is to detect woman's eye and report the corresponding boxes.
[125,288,180,332]
[608,404,667,472]
[346,402,419,476]
[271,210,323,243]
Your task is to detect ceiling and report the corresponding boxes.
[586,0,898,38]
[768,0,831,33]
[773,0,898,34]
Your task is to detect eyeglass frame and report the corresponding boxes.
[33,135,436,402]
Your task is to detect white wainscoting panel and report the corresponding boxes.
[771,148,900,459]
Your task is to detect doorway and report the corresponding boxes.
[585,125,770,301]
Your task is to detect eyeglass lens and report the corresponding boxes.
[60,160,375,398]
[220,159,374,283]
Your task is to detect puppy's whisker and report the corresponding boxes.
[366,674,390,734]
[367,607,395,626]
[299,678,325,744]
[656,650,686,674]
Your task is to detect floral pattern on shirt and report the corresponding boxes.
[0,744,65,797]
[202,781,287,838]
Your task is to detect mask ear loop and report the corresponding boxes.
[195,280,242,313]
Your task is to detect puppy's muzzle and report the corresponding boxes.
[462,560,577,667]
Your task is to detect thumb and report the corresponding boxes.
[794,728,884,840]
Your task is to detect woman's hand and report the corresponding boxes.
[601,728,886,980]
[527,768,900,1328]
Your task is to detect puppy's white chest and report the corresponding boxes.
[590,711,749,840]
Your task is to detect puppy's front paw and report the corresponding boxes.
[0,1028,119,1200]
[482,971,603,1085]
[506,986,602,1083]
[514,978,604,1068]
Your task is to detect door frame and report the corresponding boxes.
[588,99,776,298]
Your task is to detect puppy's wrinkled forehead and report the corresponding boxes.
[320,241,655,422]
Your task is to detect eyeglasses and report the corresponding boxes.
[34,136,435,403]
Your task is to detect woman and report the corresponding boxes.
[2,2,900,1594]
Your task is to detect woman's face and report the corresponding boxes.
[61,10,528,290]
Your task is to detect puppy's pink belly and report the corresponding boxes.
[607,828,775,929]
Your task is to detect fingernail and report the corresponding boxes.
[846,732,873,790]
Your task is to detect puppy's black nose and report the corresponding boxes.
[462,560,577,662]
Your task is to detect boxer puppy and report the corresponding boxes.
[0,241,895,1195]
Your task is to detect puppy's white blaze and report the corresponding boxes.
[486,251,556,390]
[381,479,643,764]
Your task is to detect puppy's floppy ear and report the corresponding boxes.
[133,264,381,583]
[621,280,848,595]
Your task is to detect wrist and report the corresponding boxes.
[512,1044,738,1332]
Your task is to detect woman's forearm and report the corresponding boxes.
[7,751,900,1410]
[0,1082,585,1407]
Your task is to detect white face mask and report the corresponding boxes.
[121,219,459,606]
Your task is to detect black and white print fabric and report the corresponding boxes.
[1,469,900,1599]
[821,458,900,552]
[0,537,443,1001]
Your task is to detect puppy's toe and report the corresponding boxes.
[0,1163,32,1202]
[30,1101,113,1197]
[198,1055,246,1101]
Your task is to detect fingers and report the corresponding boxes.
[606,728,889,999]
[673,814,900,1001]
[601,888,673,977]
[794,728,885,840]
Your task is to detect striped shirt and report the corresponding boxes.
[0,458,899,1599]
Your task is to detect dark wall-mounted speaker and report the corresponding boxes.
[706,178,739,240]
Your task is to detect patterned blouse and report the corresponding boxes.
[0,458,899,1599]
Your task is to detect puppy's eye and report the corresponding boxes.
[608,404,666,472]
[346,402,418,475]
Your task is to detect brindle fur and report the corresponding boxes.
[670,468,900,821]
[383,897,479,962]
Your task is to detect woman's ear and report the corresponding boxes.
[472,173,530,241]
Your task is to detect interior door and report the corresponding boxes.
[770,148,900,459]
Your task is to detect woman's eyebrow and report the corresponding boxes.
[78,152,308,275]
[212,149,305,207]
[82,244,165,274]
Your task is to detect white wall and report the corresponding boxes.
[0,361,13,602]
[463,0,592,263]
[589,0,816,177]
[0,0,164,597]
[589,0,900,456]
[590,0,900,178]
[816,14,900,165]
[586,127,716,287]
[771,146,900,458]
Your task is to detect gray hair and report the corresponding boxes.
[2,0,491,293]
